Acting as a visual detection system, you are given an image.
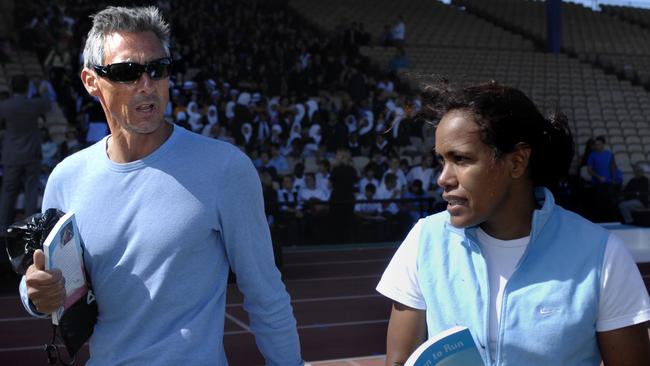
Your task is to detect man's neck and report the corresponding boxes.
[107,123,173,163]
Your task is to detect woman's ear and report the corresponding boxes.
[509,142,532,179]
[80,68,100,97]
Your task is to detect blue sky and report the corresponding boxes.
[440,0,650,10]
[568,0,650,9]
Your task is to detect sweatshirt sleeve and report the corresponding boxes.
[18,166,63,318]
[218,151,303,366]
[19,277,49,318]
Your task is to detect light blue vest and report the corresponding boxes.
[416,188,608,366]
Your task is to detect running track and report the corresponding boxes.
[1,244,648,365]
[0,244,395,365]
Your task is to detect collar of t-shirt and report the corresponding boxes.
[476,227,530,281]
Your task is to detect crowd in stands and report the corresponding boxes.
[1,0,442,243]
[1,0,649,244]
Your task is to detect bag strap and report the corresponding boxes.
[44,324,77,366]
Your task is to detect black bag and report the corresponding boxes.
[5,209,97,365]
[5,208,64,275]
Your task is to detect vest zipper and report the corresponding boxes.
[466,235,493,365]
[494,217,539,365]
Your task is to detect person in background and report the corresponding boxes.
[354,183,384,222]
[0,74,51,231]
[59,128,83,159]
[316,158,331,194]
[391,15,405,48]
[618,162,649,224]
[277,174,303,245]
[260,170,278,227]
[382,157,408,193]
[407,152,435,193]
[299,172,329,242]
[329,148,358,243]
[377,82,650,366]
[20,6,303,365]
[587,135,620,221]
[40,127,59,168]
[376,172,402,217]
[358,164,380,194]
[403,178,430,224]
[299,172,329,206]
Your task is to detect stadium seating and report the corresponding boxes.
[289,0,533,50]
[289,0,650,182]
[358,45,648,177]
[456,0,650,88]
[602,4,650,30]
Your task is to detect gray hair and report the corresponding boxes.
[82,6,170,68]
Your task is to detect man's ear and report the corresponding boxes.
[80,67,100,97]
[509,142,532,179]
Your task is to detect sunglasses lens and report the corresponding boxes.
[108,63,144,82]
[147,60,171,80]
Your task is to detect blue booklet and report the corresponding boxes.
[405,326,485,366]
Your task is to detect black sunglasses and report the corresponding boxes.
[93,57,172,83]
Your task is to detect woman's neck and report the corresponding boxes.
[480,186,537,240]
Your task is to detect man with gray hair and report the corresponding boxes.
[20,6,303,365]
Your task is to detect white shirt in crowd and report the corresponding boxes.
[276,188,301,211]
[375,184,401,215]
[354,192,382,214]
[407,165,434,191]
[358,177,380,194]
[316,173,330,193]
[382,169,408,192]
[299,187,329,203]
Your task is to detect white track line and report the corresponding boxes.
[285,259,388,267]
[296,319,388,329]
[0,344,78,352]
[3,294,385,320]
[224,311,251,332]
[284,245,396,254]
[0,320,390,351]
[223,319,389,336]
[0,345,47,352]
[0,316,45,322]
[226,293,383,307]
[284,274,381,283]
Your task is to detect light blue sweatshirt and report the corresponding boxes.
[21,125,303,365]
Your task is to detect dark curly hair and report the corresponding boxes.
[419,81,574,189]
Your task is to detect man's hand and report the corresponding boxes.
[25,249,65,314]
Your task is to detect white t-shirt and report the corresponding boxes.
[376,185,401,215]
[354,192,382,214]
[475,228,529,361]
[377,220,650,359]
[407,166,434,191]
[299,187,328,202]
[382,169,408,192]
[358,177,380,194]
